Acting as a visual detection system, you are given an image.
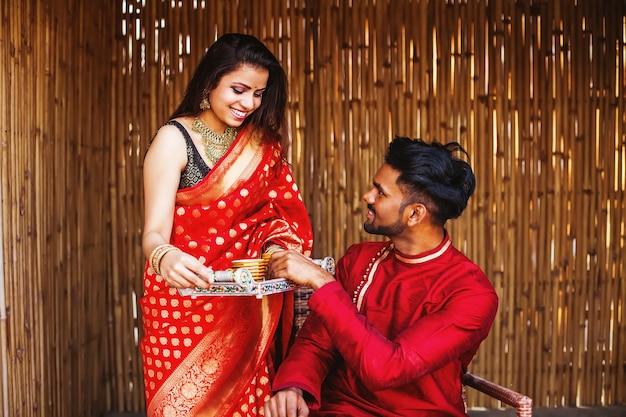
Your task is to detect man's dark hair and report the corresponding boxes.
[385,136,476,226]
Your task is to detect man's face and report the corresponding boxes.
[362,163,409,237]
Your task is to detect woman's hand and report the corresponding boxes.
[263,387,309,417]
[158,249,214,289]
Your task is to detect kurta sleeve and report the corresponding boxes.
[270,283,340,408]
[309,272,498,392]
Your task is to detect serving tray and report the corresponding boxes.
[178,257,335,299]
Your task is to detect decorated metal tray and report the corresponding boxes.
[178,257,335,299]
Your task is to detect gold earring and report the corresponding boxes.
[200,97,210,110]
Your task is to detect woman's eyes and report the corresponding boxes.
[232,88,263,98]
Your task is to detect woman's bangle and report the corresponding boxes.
[149,244,180,276]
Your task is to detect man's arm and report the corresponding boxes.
[306,274,498,391]
[267,251,344,407]
[270,290,340,407]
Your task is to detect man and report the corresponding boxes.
[265,136,498,417]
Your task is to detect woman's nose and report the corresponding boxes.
[241,93,256,109]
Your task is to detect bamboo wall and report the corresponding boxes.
[1,0,625,416]
[0,1,116,417]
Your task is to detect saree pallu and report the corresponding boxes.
[140,126,313,417]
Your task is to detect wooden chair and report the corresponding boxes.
[463,371,533,416]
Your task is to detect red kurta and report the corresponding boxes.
[272,234,498,416]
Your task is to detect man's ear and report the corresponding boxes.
[406,203,428,226]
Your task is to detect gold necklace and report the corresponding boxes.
[192,117,238,165]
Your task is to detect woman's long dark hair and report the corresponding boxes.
[170,33,288,143]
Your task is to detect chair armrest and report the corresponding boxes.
[462,372,533,416]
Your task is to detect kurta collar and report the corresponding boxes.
[393,231,452,264]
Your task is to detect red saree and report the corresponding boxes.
[140,126,313,417]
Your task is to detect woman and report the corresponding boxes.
[140,33,313,417]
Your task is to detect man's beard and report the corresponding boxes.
[363,202,409,236]
[364,215,405,236]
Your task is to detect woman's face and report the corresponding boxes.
[205,63,269,131]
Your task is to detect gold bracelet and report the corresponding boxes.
[149,245,167,275]
[149,244,180,276]
[154,244,180,275]
[152,245,179,276]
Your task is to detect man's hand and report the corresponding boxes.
[267,250,335,290]
[264,387,309,417]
